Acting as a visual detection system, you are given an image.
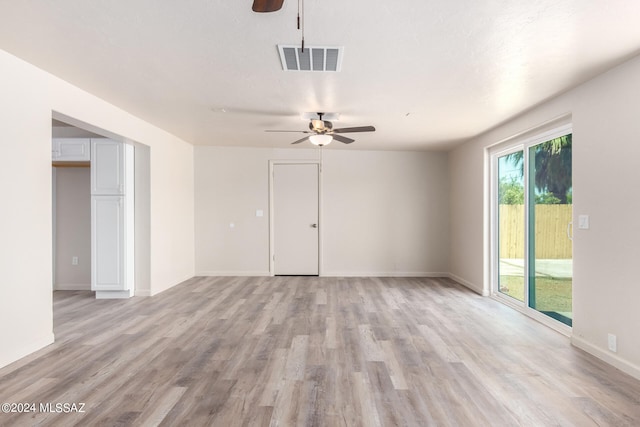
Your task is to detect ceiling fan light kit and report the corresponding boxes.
[309,134,333,146]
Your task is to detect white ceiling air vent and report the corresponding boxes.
[277,45,343,72]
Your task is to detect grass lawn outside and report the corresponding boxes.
[499,275,572,315]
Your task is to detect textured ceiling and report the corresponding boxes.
[3,0,640,150]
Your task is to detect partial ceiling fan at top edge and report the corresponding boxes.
[252,0,284,12]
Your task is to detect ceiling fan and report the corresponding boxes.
[265,113,376,146]
[252,0,284,12]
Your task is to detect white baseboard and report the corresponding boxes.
[148,273,199,296]
[196,271,271,277]
[571,335,640,381]
[135,290,152,297]
[321,271,449,278]
[54,283,91,291]
[447,273,488,296]
[95,290,134,299]
[0,333,55,370]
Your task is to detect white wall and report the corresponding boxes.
[0,49,195,368]
[449,54,640,379]
[195,146,449,276]
[322,150,450,276]
[0,51,54,368]
[54,167,91,290]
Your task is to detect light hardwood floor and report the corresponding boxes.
[0,276,639,426]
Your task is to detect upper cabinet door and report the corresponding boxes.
[52,138,91,161]
[91,139,125,195]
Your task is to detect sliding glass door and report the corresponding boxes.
[497,149,525,302]
[493,129,573,327]
[528,135,573,325]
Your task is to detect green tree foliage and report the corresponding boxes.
[499,177,561,205]
[506,135,572,204]
[499,177,524,204]
[535,193,561,204]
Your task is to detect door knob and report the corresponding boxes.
[311,224,318,228]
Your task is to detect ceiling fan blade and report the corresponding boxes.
[265,130,311,133]
[333,126,376,133]
[291,136,310,145]
[332,134,355,144]
[252,0,284,12]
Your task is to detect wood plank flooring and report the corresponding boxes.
[0,276,639,426]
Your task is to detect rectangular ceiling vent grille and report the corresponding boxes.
[277,45,343,72]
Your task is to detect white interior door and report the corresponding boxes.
[273,163,319,275]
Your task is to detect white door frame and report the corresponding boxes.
[269,159,322,276]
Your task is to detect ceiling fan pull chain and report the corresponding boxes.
[301,0,305,52]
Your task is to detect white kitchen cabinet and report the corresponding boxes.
[91,139,131,195]
[91,140,135,298]
[91,196,127,294]
[52,138,91,161]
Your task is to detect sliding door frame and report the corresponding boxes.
[488,123,573,335]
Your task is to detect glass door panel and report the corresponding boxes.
[528,135,573,326]
[497,151,525,302]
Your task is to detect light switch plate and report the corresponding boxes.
[256,210,264,217]
[578,215,590,229]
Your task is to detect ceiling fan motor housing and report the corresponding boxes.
[310,119,332,132]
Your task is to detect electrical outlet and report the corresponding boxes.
[608,333,617,353]
[72,256,79,266]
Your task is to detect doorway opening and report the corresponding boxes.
[51,112,150,298]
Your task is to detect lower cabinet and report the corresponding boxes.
[91,195,134,298]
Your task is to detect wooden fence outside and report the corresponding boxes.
[499,204,572,259]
